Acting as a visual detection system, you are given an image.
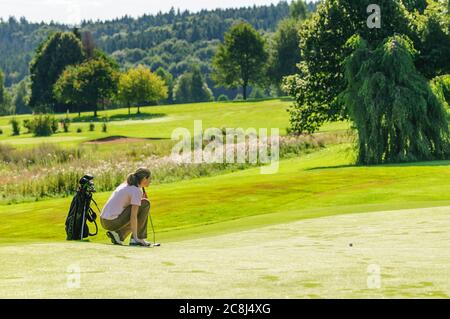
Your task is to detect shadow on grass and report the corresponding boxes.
[305,160,450,171]
[84,135,171,144]
[70,112,167,123]
[230,97,294,103]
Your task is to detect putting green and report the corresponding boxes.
[1,206,449,298]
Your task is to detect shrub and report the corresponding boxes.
[77,128,82,133]
[0,128,3,135]
[102,118,108,133]
[62,118,70,133]
[51,117,59,133]
[234,93,243,101]
[217,94,229,101]
[31,115,56,137]
[23,119,32,134]
[89,123,95,131]
[249,87,266,99]
[9,118,20,136]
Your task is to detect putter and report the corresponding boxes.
[149,206,161,247]
[144,187,161,247]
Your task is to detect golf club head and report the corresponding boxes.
[153,243,161,247]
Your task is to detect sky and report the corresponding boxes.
[0,0,287,25]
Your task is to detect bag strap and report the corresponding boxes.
[91,198,101,213]
[87,197,100,236]
[88,219,98,236]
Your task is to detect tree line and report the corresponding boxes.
[0,1,319,88]
[0,1,314,116]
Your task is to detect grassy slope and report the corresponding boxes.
[0,99,301,148]
[2,144,450,245]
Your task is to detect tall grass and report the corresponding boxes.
[0,133,349,204]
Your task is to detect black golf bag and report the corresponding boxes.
[65,174,99,240]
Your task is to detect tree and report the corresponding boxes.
[402,0,428,13]
[415,0,450,79]
[341,35,450,164]
[0,70,4,106]
[13,78,32,114]
[290,0,308,20]
[268,18,301,92]
[0,70,13,115]
[173,73,192,104]
[155,67,174,103]
[82,31,96,59]
[283,0,416,134]
[53,65,84,116]
[173,68,214,104]
[54,58,119,117]
[190,67,214,102]
[117,72,134,115]
[118,65,168,114]
[212,22,268,100]
[29,32,85,113]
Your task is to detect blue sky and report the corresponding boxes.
[0,0,288,24]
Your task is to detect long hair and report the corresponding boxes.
[126,167,151,187]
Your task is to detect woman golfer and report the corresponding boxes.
[101,167,152,247]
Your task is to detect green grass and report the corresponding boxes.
[0,99,293,147]
[1,145,450,298]
[3,144,450,245]
[1,99,449,298]
[0,99,350,149]
[1,206,449,298]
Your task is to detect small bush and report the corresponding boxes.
[9,118,20,136]
[217,94,229,102]
[249,87,266,99]
[77,128,82,133]
[23,119,32,134]
[89,123,95,131]
[62,119,70,133]
[102,119,108,133]
[31,115,56,137]
[51,118,59,133]
[234,93,243,101]
[0,128,3,135]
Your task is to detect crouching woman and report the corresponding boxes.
[101,167,152,247]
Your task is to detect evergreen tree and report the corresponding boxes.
[290,0,308,20]
[190,66,213,102]
[29,32,85,113]
[341,35,450,164]
[173,69,213,103]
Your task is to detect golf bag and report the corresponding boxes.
[65,175,99,240]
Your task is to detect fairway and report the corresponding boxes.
[1,206,449,298]
[0,99,297,148]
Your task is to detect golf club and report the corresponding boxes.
[143,187,161,247]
